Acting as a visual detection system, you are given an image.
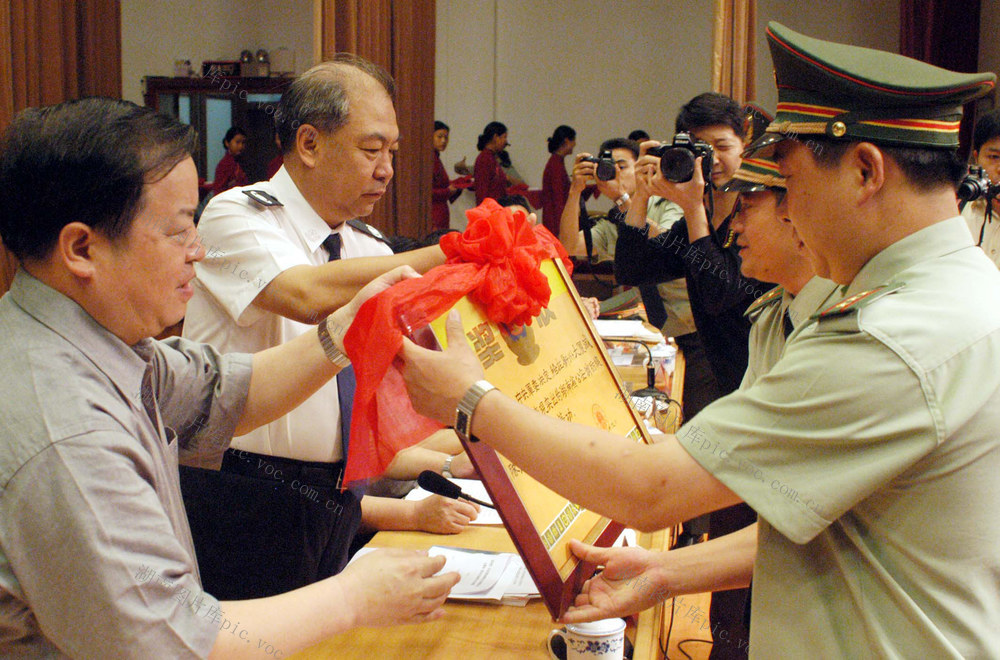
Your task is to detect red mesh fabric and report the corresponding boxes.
[342,199,571,485]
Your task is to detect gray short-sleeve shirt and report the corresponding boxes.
[0,270,252,658]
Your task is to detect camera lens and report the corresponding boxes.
[595,160,616,181]
[659,148,696,183]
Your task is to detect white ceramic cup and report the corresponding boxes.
[547,618,626,660]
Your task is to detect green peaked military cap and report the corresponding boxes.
[720,156,786,193]
[747,21,996,154]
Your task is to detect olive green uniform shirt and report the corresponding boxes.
[590,197,695,337]
[740,277,841,389]
[678,217,1000,657]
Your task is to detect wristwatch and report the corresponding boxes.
[317,316,351,368]
[613,192,631,209]
[454,380,496,443]
[442,455,455,479]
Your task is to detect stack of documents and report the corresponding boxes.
[351,545,540,606]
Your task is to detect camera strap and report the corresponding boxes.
[581,196,595,262]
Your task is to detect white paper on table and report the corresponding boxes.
[593,319,664,343]
[427,546,510,596]
[405,478,503,525]
[348,546,539,605]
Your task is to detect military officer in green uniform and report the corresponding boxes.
[722,156,841,387]
[397,22,1000,657]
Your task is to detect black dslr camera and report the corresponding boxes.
[581,150,617,181]
[957,165,999,204]
[648,132,714,183]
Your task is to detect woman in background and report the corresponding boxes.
[431,121,461,230]
[474,121,510,205]
[212,126,249,195]
[541,124,576,236]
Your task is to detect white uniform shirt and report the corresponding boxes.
[183,166,393,462]
[961,198,1000,269]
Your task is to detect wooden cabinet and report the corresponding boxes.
[143,75,293,184]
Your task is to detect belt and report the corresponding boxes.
[223,448,346,489]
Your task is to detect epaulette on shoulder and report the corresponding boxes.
[809,282,904,332]
[744,286,784,318]
[241,189,283,207]
[347,218,390,245]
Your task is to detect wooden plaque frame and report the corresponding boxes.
[425,259,652,619]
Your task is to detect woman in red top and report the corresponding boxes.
[431,121,461,230]
[541,124,576,236]
[473,121,509,205]
[212,126,249,196]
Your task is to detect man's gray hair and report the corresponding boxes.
[274,53,395,155]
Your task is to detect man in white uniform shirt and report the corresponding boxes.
[182,54,477,599]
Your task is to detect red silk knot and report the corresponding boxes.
[341,199,571,485]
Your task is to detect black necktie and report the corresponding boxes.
[323,233,354,461]
[783,310,794,339]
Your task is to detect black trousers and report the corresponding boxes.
[179,449,361,600]
[674,333,753,656]
[707,503,756,658]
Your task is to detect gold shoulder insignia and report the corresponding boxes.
[744,286,784,317]
[810,282,904,320]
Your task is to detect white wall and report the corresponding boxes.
[120,0,314,105]
[436,0,715,227]
[754,0,901,114]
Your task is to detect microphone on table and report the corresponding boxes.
[417,470,496,509]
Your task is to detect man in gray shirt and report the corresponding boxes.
[0,98,457,658]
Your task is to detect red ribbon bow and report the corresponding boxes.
[341,199,571,485]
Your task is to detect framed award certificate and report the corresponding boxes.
[423,258,652,619]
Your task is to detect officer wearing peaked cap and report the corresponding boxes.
[719,155,840,389]
[676,23,1000,657]
[393,22,1000,659]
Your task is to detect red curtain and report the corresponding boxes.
[318,0,436,240]
[0,0,122,295]
[900,0,983,156]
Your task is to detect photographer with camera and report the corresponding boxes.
[962,108,1000,269]
[614,92,772,659]
[557,138,640,261]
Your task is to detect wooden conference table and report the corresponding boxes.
[292,343,712,658]
[292,525,709,659]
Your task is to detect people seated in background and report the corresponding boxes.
[211,126,249,196]
[496,193,600,320]
[962,108,1000,268]
[557,137,643,261]
[497,148,527,188]
[494,192,535,224]
[432,120,462,231]
[556,137,693,362]
[541,124,576,236]
[266,132,283,179]
[0,97,458,659]
[474,121,512,204]
[628,129,650,143]
[182,55,473,603]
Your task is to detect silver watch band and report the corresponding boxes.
[454,380,496,442]
[317,316,351,368]
[442,454,455,479]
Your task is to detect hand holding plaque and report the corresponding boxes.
[400,310,485,426]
